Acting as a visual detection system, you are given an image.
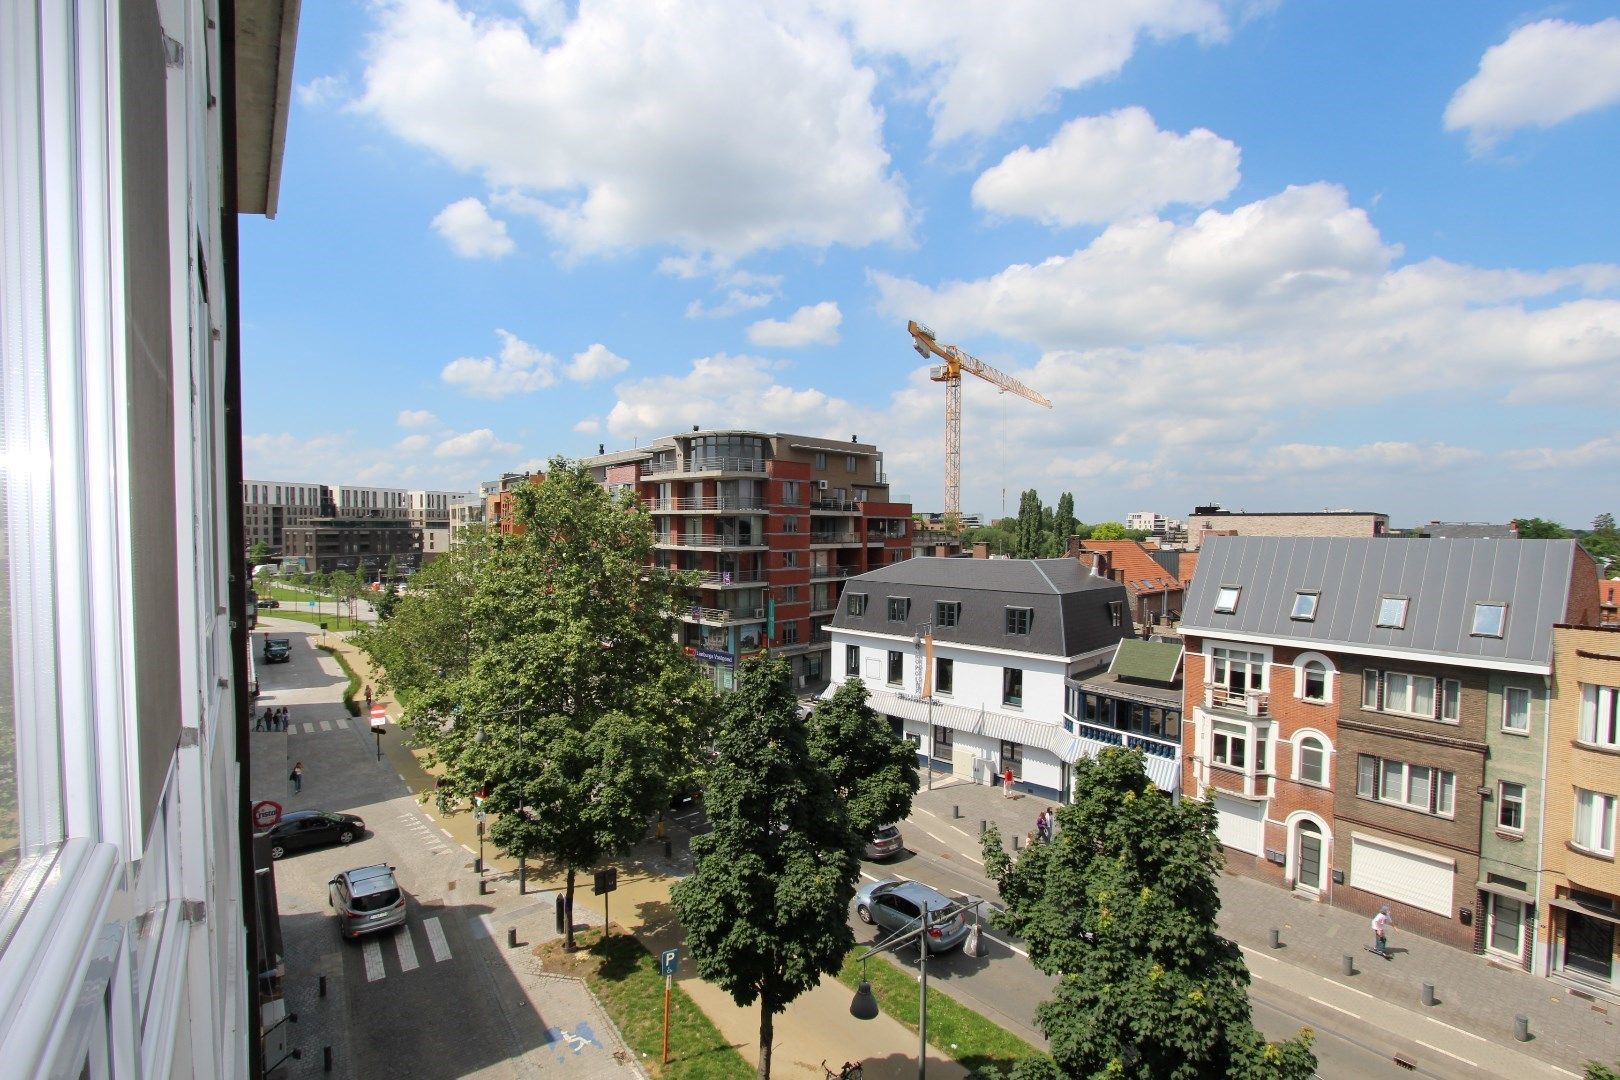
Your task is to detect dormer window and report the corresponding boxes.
[886,596,910,622]
[1291,591,1319,621]
[1005,607,1032,635]
[1375,596,1408,629]
[846,592,867,616]
[1472,602,1507,638]
[1214,586,1241,614]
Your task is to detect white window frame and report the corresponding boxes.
[1502,686,1532,735]
[1472,602,1507,638]
[1579,684,1620,749]
[1213,586,1241,614]
[934,656,953,696]
[1383,671,1437,719]
[1441,678,1461,723]
[1497,781,1526,833]
[1212,724,1249,770]
[1376,595,1409,629]
[1294,652,1334,704]
[886,650,904,686]
[1294,733,1330,786]
[1356,754,1456,817]
[1574,789,1617,857]
[1209,646,1267,692]
[1290,591,1319,621]
[1487,893,1525,958]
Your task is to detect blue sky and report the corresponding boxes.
[240,1,1620,528]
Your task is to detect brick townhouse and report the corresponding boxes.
[1181,536,1598,955]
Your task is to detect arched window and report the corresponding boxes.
[1297,735,1327,785]
[1302,659,1329,702]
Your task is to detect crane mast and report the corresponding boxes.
[907,320,1053,521]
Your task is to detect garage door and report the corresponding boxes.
[1213,795,1264,855]
[1349,834,1454,916]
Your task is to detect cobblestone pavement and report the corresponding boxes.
[906,775,1617,1077]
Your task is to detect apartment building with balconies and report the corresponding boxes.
[1180,536,1598,955]
[826,558,1130,800]
[583,431,912,692]
[1539,625,1620,998]
[330,483,409,518]
[242,479,330,552]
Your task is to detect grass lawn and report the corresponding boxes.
[537,929,750,1080]
[836,948,1038,1079]
[260,605,367,632]
[317,644,364,716]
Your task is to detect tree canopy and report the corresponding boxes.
[807,677,919,839]
[355,458,716,948]
[983,749,1316,1080]
[673,656,861,1079]
[1514,517,1569,539]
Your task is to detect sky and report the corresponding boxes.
[240,1,1620,528]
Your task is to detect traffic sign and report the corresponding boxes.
[370,704,387,729]
[252,800,282,830]
[659,947,680,977]
[306,600,315,610]
[593,868,618,895]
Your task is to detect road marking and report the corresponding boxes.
[319,720,333,732]
[947,823,975,840]
[914,807,940,820]
[301,723,316,734]
[362,939,385,982]
[1239,946,1278,964]
[923,828,947,846]
[1421,1016,1493,1044]
[424,917,452,962]
[1414,1040,1476,1067]
[441,828,454,840]
[1306,996,1361,1020]
[395,929,420,972]
[980,930,1028,958]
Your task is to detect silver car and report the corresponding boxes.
[854,878,970,953]
[862,823,904,860]
[329,864,407,940]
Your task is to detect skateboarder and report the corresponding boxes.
[1370,905,1393,959]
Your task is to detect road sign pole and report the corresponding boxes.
[662,974,671,1065]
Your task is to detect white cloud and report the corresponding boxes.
[833,0,1229,143]
[397,409,439,428]
[1445,19,1620,150]
[397,434,433,452]
[440,329,557,397]
[1263,442,1482,473]
[358,0,908,258]
[565,343,629,382]
[431,197,516,258]
[296,74,345,108]
[686,290,776,319]
[573,417,601,434]
[657,254,782,290]
[972,107,1240,226]
[747,302,843,347]
[605,354,873,440]
[434,428,520,458]
[1504,436,1620,470]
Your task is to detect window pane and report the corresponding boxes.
[1362,671,1379,710]
[1386,672,1408,711]
[1300,741,1324,784]
[1357,754,1376,798]
[1377,596,1408,628]
[1408,765,1431,809]
[1437,771,1455,816]
[1442,679,1461,722]
[1291,592,1318,620]
[1381,760,1403,801]
[1412,676,1435,717]
[1472,603,1506,638]
[1504,688,1530,732]
[1215,586,1240,613]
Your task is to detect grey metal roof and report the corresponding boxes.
[1180,537,1579,667]
[830,557,1129,657]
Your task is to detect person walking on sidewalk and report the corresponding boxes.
[289,762,304,794]
[1002,765,1015,797]
[1371,905,1393,959]
[363,684,373,710]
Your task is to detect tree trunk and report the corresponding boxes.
[757,999,775,1080]
[564,865,577,951]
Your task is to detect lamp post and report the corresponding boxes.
[848,896,980,1080]
[911,623,935,791]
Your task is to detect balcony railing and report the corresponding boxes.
[810,499,860,512]
[1203,685,1270,717]
[810,566,857,580]
[656,533,769,550]
[641,455,768,477]
[1073,721,1180,759]
[682,606,767,624]
[691,570,765,587]
[809,531,861,546]
[645,496,767,512]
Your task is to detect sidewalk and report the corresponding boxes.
[325,631,965,1079]
[907,777,1615,1078]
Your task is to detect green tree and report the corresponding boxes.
[1089,521,1129,541]
[1586,1060,1620,1080]
[1593,513,1616,534]
[357,459,715,949]
[983,749,1316,1079]
[249,540,271,565]
[672,656,860,1080]
[807,677,919,839]
[1052,493,1078,556]
[1014,489,1046,558]
[1515,517,1569,539]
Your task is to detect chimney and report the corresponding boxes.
[599,443,605,455]
[972,542,990,559]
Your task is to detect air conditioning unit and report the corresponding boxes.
[816,479,828,491]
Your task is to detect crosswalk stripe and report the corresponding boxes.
[301,723,316,734]
[395,929,420,972]
[362,939,385,982]
[424,917,451,963]
[319,720,333,732]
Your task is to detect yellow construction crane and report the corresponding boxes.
[908,320,1052,521]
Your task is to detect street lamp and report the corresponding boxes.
[912,623,935,791]
[848,896,981,1080]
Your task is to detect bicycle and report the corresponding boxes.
[822,1059,863,1080]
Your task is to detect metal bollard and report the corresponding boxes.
[1421,982,1435,1007]
[508,927,518,949]
[1268,928,1280,949]
[953,804,961,819]
[318,974,327,998]
[555,893,566,934]
[664,839,673,858]
[980,819,987,835]
[479,877,490,895]
[1514,1014,1530,1042]
[1343,954,1355,976]
[1013,834,1021,850]
[474,857,483,873]
[324,1046,333,1072]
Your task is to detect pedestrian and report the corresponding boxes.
[1047,806,1059,839]
[1002,765,1015,797]
[278,706,289,731]
[1035,811,1049,843]
[254,710,265,732]
[364,684,373,709]
[1371,905,1393,959]
[289,762,303,794]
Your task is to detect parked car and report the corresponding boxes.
[260,597,280,608]
[267,809,365,860]
[329,864,407,940]
[854,878,970,952]
[263,637,291,663]
[863,823,904,861]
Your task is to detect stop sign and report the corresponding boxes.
[252,800,282,830]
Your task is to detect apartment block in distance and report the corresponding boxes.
[1180,536,1597,958]
[1185,504,1389,550]
[584,430,912,692]
[242,479,329,552]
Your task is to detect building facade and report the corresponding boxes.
[242,479,329,552]
[0,0,298,1073]
[281,520,423,577]
[329,484,409,518]
[1180,537,1597,957]
[1066,639,1186,795]
[826,558,1130,800]
[585,431,912,692]
[1185,506,1390,549]
[1072,539,1184,631]
[1540,625,1620,997]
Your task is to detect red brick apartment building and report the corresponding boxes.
[585,431,912,692]
[1180,536,1597,953]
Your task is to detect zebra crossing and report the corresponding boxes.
[292,717,360,735]
[396,811,452,856]
[359,916,453,983]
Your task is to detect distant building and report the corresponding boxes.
[1602,579,1620,629]
[1071,539,1185,631]
[1425,521,1520,540]
[1067,639,1186,795]
[1185,505,1389,549]
[481,471,542,534]
[242,479,330,552]
[406,489,472,529]
[330,484,410,518]
[281,519,422,577]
